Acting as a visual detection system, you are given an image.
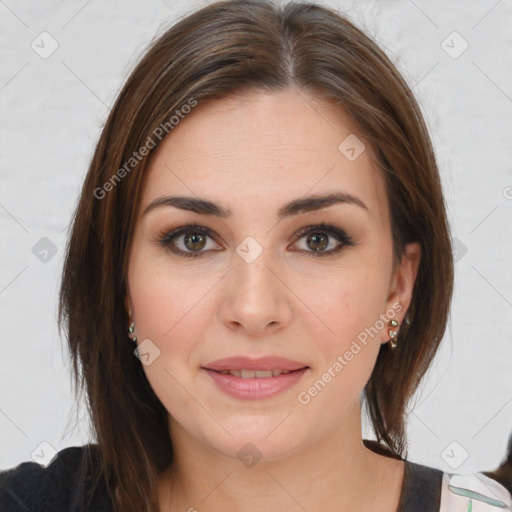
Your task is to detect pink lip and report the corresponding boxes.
[203,367,309,400]
[201,356,310,401]
[203,355,308,372]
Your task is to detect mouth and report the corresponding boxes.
[202,365,310,400]
[203,355,309,372]
[210,368,305,378]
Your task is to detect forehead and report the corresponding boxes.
[140,89,388,226]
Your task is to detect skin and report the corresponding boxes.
[125,88,421,511]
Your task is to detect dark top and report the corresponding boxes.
[0,441,443,511]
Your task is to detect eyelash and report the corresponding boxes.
[156,222,354,258]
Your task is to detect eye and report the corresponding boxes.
[157,223,221,258]
[156,222,354,258]
[289,223,354,257]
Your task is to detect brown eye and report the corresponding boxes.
[183,232,207,252]
[305,232,329,252]
[158,224,221,258]
[291,223,355,257]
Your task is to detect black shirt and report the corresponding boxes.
[0,442,443,511]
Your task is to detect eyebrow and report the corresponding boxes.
[143,192,369,219]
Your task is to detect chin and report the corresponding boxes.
[210,432,304,466]
[178,412,306,463]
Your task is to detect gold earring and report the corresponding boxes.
[388,319,399,349]
[128,321,137,343]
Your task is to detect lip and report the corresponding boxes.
[202,356,310,401]
[203,355,309,372]
[203,367,309,401]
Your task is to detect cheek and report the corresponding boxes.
[127,246,213,342]
[305,264,388,347]
[127,258,210,415]
[296,294,382,419]
[292,264,389,402]
[126,252,223,408]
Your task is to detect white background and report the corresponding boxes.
[1,0,511,475]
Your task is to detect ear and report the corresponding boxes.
[380,241,421,343]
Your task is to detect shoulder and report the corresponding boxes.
[398,459,444,511]
[398,459,512,511]
[439,470,512,511]
[363,441,512,512]
[0,444,111,512]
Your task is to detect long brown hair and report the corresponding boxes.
[58,1,454,510]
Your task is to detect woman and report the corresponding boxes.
[1,1,510,511]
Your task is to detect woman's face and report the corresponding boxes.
[125,89,420,462]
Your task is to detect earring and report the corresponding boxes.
[387,319,399,349]
[128,321,137,343]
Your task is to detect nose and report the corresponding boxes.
[219,245,293,336]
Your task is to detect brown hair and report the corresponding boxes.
[58,0,454,510]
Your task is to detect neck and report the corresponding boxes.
[158,400,405,512]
